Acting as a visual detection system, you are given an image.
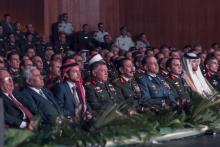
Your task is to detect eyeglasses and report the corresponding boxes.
[0,76,13,82]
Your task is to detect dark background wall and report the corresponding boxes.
[1,0,220,49]
[115,0,220,49]
[0,0,44,34]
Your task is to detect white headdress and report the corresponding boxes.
[182,52,214,98]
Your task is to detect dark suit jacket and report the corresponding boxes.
[2,21,14,34]
[0,91,25,128]
[19,87,61,123]
[53,81,86,116]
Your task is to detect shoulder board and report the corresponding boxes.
[85,81,91,86]
[139,74,147,79]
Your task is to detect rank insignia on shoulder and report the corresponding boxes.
[91,80,96,85]
[171,75,176,80]
[110,87,116,92]
[97,89,103,93]
[95,86,101,90]
[163,81,170,88]
[85,81,91,86]
[119,78,125,84]
[151,84,157,90]
[133,85,140,92]
[212,80,218,86]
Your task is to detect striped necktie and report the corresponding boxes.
[8,94,33,121]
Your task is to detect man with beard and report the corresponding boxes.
[53,61,91,119]
[182,52,215,98]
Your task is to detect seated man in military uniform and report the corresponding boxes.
[7,51,23,91]
[137,56,177,110]
[113,58,141,114]
[203,56,220,91]
[133,54,145,79]
[85,60,123,113]
[165,58,192,112]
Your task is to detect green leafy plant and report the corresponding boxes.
[4,93,220,147]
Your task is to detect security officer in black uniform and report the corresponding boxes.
[54,32,70,54]
[85,61,123,112]
[113,58,141,114]
[203,57,220,91]
[165,58,192,112]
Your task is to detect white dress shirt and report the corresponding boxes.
[115,35,134,51]
[67,81,80,105]
[94,30,109,42]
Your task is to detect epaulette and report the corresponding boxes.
[85,81,91,86]
[119,77,126,84]
[139,74,147,79]
[91,80,97,86]
[112,78,119,83]
[170,75,177,80]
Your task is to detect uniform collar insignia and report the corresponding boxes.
[122,76,130,82]
[119,77,126,84]
[170,74,179,80]
[91,80,96,85]
[147,73,157,78]
[207,71,213,78]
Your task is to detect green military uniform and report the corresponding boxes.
[200,65,206,75]
[204,70,220,91]
[165,74,192,111]
[107,63,119,80]
[112,76,141,108]
[134,69,145,80]
[9,69,23,91]
[85,80,123,112]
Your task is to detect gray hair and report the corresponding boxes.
[22,66,37,81]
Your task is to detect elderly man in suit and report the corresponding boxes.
[0,68,34,129]
[20,66,61,124]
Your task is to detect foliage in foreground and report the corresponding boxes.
[5,92,220,147]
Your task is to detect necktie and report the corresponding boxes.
[72,86,80,106]
[39,89,48,100]
[8,94,33,121]
[153,76,161,85]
